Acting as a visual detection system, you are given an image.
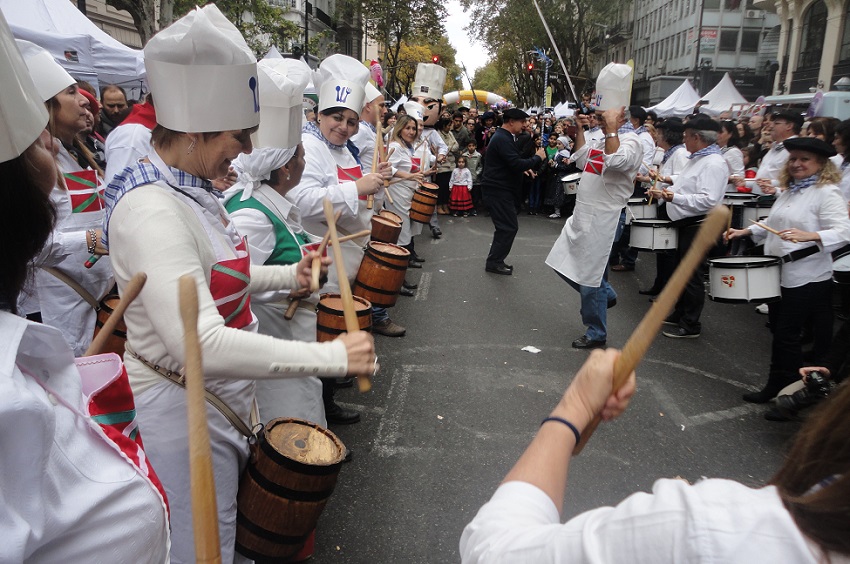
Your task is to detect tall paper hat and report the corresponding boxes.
[0,15,49,162]
[403,101,425,123]
[314,54,369,115]
[592,63,633,111]
[15,39,75,102]
[144,4,259,133]
[412,63,447,100]
[365,82,382,104]
[254,58,310,149]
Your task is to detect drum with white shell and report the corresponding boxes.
[708,256,782,303]
[629,219,677,251]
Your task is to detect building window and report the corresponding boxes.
[719,29,739,51]
[723,0,742,11]
[704,0,721,11]
[840,1,850,61]
[740,30,760,52]
[799,0,827,67]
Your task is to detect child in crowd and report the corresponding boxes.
[449,156,474,216]
[462,141,482,215]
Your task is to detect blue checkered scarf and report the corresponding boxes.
[662,144,685,164]
[787,174,819,193]
[617,122,636,135]
[688,143,722,160]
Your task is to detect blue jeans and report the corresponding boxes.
[372,306,389,323]
[557,269,617,342]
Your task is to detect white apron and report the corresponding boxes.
[387,140,425,246]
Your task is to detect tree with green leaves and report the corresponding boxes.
[460,0,627,106]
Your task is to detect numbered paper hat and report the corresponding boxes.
[403,101,425,123]
[15,39,74,102]
[365,82,383,104]
[592,63,633,111]
[144,4,259,133]
[314,54,369,115]
[255,57,311,149]
[0,15,48,162]
[412,63,446,100]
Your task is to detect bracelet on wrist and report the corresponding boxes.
[86,229,97,254]
[541,416,581,444]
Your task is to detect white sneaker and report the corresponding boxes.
[755,303,769,315]
[548,212,561,219]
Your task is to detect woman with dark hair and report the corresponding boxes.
[17,39,111,354]
[737,120,754,146]
[718,120,744,190]
[806,116,840,143]
[461,347,850,563]
[727,138,850,404]
[0,17,169,560]
[105,9,376,561]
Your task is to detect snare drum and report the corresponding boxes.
[625,198,657,225]
[741,200,773,227]
[629,219,677,251]
[708,256,782,303]
[561,172,581,196]
[722,193,757,206]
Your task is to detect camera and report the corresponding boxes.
[774,371,834,419]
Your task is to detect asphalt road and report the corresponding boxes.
[311,212,799,564]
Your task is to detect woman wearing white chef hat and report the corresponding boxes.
[103,6,375,562]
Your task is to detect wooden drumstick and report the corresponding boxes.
[283,298,300,321]
[330,229,372,244]
[311,210,342,293]
[749,219,783,237]
[573,206,730,455]
[178,275,221,563]
[367,112,383,210]
[382,147,396,205]
[84,272,147,356]
[322,198,372,393]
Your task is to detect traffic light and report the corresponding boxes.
[527,62,534,74]
[432,54,440,64]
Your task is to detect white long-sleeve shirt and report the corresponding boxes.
[749,182,850,288]
[747,137,796,195]
[666,152,727,222]
[460,479,828,564]
[450,167,473,190]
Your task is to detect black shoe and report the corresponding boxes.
[572,335,606,349]
[607,298,617,309]
[431,227,442,239]
[485,265,512,275]
[325,401,361,425]
[410,253,425,263]
[332,377,353,388]
[402,280,418,289]
[743,388,778,404]
[662,314,681,326]
[399,287,415,297]
[503,263,514,270]
[764,407,797,422]
[662,326,700,339]
[611,264,634,272]
[407,259,422,269]
[639,286,662,296]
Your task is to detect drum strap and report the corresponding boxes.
[43,267,102,310]
[126,343,257,439]
[781,245,820,264]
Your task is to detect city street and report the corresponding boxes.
[312,212,800,563]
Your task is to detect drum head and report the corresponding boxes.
[266,418,345,466]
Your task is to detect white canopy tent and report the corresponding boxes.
[698,73,748,117]
[0,0,146,99]
[648,79,701,118]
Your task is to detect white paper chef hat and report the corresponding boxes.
[254,57,310,149]
[403,101,425,123]
[592,63,633,111]
[313,54,369,115]
[412,63,447,100]
[15,39,75,102]
[0,16,49,162]
[144,4,259,133]
[365,82,382,104]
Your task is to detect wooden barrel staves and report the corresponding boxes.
[378,209,402,225]
[92,294,127,358]
[235,418,346,562]
[352,242,410,308]
[409,189,437,224]
[371,215,402,244]
[315,293,372,342]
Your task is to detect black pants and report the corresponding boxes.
[435,171,452,206]
[671,223,708,333]
[765,279,834,390]
[484,188,518,267]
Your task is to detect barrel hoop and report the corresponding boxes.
[236,511,309,546]
[246,462,337,502]
[363,251,408,270]
[316,303,372,317]
[316,322,373,335]
[353,281,397,296]
[258,436,344,476]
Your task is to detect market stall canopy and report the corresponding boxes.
[0,0,145,98]
[698,73,748,117]
[648,79,701,118]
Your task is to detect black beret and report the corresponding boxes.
[656,118,684,133]
[771,110,805,130]
[503,108,529,121]
[684,114,720,132]
[783,137,837,157]
[628,105,647,120]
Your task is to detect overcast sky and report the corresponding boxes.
[444,0,489,87]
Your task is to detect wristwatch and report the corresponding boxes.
[605,132,618,139]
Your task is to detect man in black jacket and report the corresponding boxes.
[483,108,546,275]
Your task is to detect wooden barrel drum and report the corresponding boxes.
[409,189,437,224]
[352,242,410,308]
[378,209,402,225]
[315,294,372,342]
[371,215,402,244]
[235,418,346,562]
